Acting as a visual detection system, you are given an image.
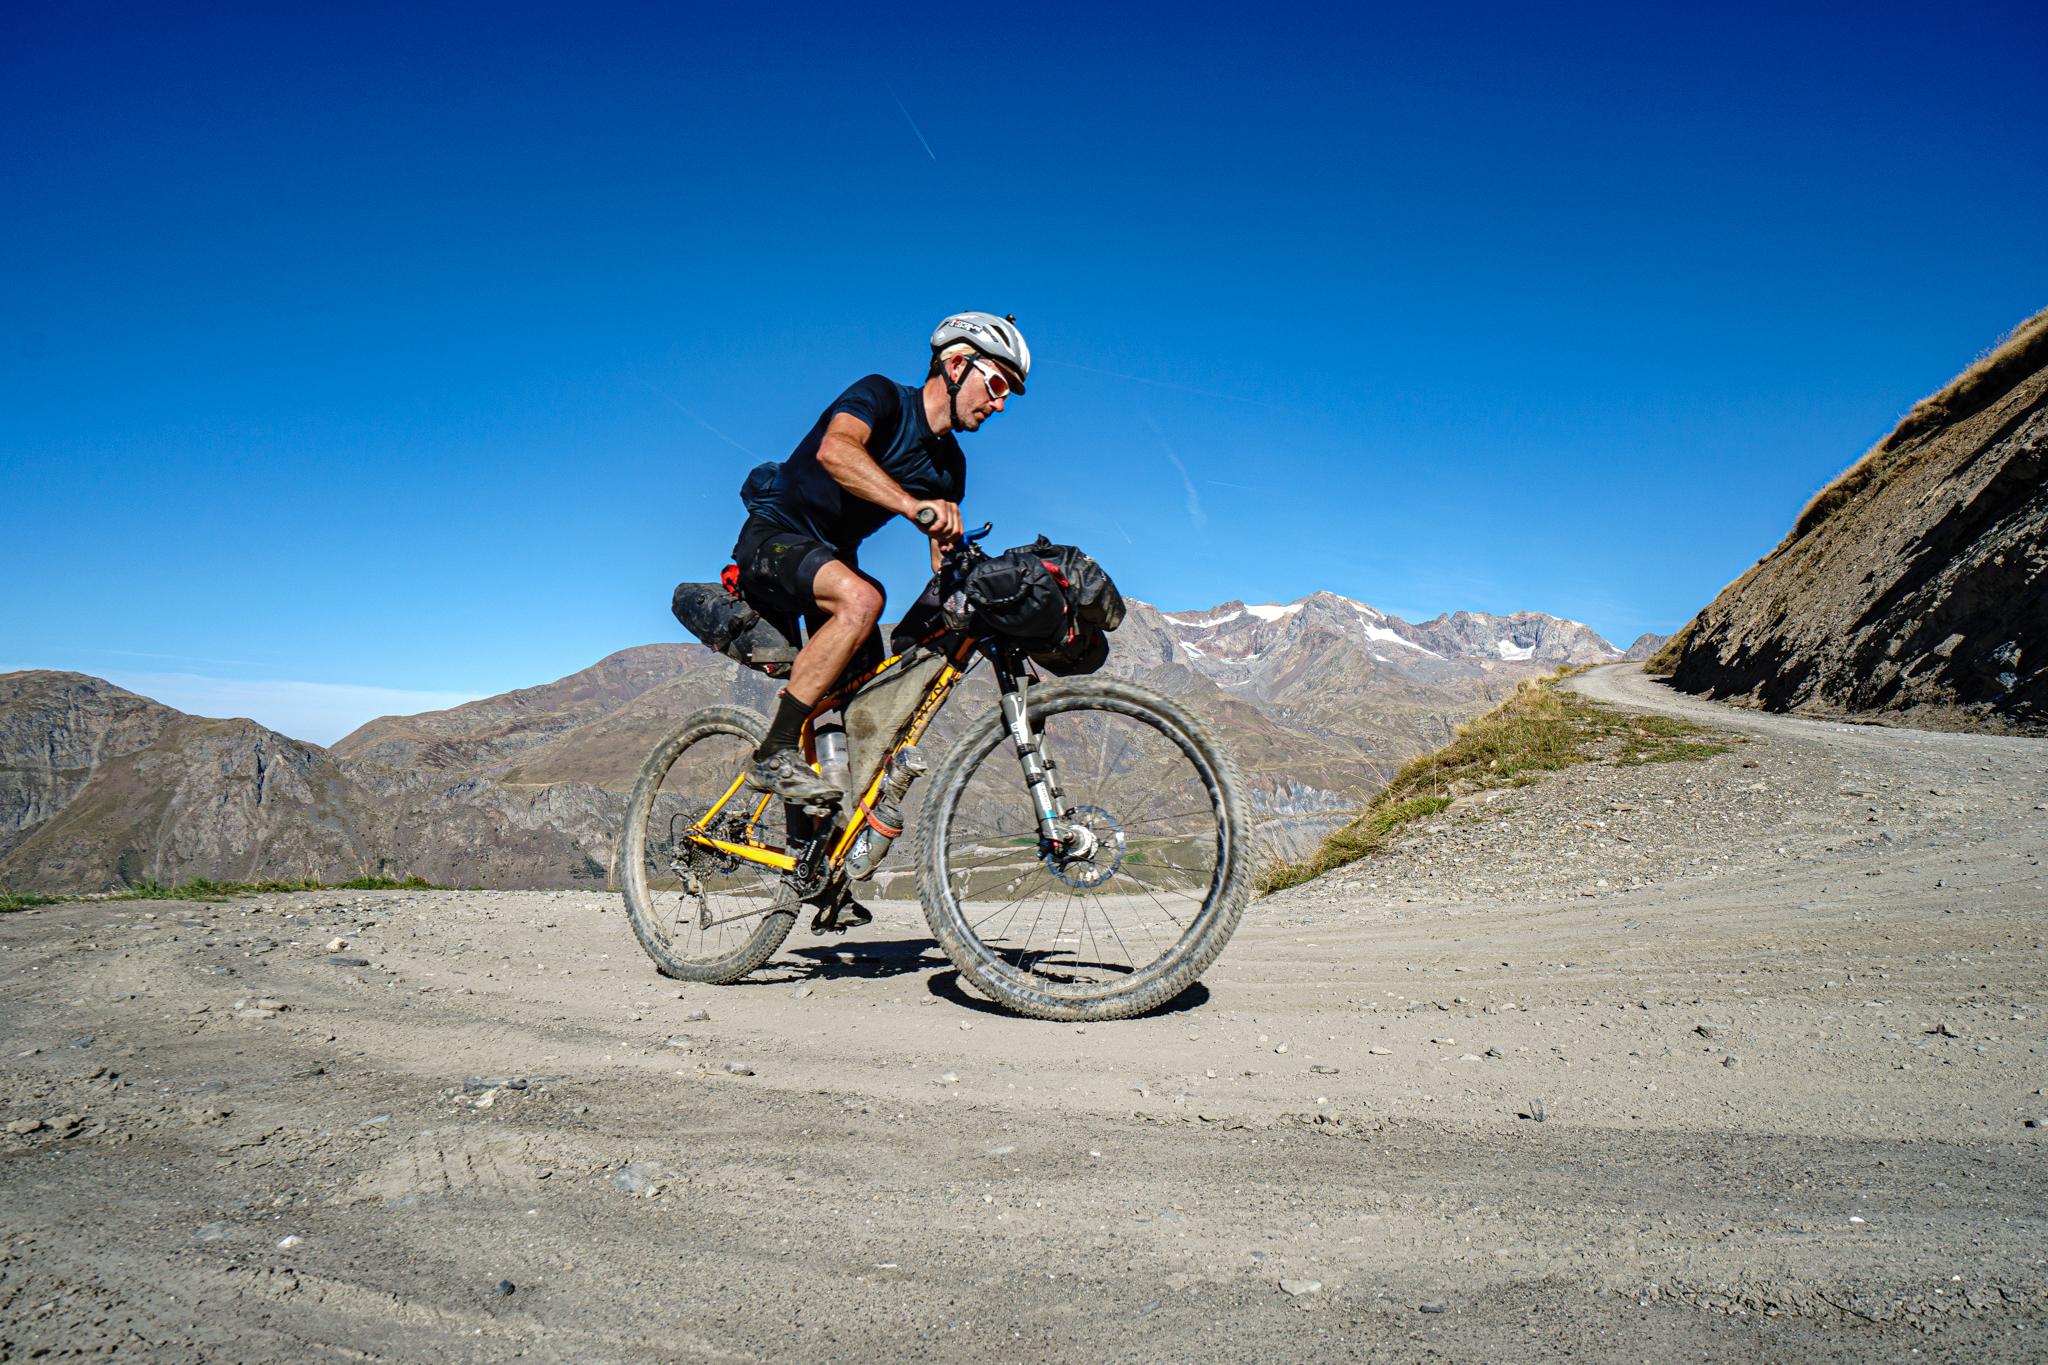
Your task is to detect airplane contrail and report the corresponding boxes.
[1143,412,1206,529]
[886,84,937,161]
[632,376,761,458]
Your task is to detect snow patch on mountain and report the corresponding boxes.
[1161,609,1243,629]
[1244,603,1303,622]
[1364,625,1443,659]
[1342,598,1386,621]
[1496,639,1536,661]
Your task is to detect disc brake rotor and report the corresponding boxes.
[1043,803,1125,889]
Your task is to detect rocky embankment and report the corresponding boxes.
[1659,309,2047,733]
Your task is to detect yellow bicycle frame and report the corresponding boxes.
[680,632,979,873]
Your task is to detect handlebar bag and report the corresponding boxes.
[1028,624,1111,675]
[1025,537,1126,631]
[964,549,1070,650]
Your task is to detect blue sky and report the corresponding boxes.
[5,3,2045,742]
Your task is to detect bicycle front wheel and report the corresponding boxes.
[914,677,1251,1021]
[619,705,797,983]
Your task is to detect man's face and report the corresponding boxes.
[952,355,1016,431]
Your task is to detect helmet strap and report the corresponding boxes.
[943,351,972,431]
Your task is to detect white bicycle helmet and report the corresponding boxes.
[931,312,1031,393]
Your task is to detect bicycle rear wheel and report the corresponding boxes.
[914,677,1251,1021]
[619,706,797,983]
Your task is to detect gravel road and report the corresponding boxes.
[3,664,2044,1360]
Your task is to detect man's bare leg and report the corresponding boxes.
[744,560,883,803]
[788,560,884,704]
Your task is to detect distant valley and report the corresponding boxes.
[0,595,1630,893]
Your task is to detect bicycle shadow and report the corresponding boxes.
[770,937,952,981]
[926,970,1210,1019]
[765,938,1213,1019]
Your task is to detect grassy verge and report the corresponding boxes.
[0,875,442,911]
[1793,306,2048,540]
[1258,672,1734,894]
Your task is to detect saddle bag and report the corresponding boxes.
[671,578,800,677]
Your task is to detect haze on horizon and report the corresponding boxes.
[5,4,2044,742]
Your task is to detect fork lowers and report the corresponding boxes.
[846,747,929,881]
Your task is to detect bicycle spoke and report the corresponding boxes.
[933,692,1231,1001]
[623,717,795,981]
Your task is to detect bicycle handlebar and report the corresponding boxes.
[914,506,993,549]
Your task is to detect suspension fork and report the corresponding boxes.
[995,660,1071,844]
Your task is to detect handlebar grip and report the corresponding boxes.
[913,506,937,528]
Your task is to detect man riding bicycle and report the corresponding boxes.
[732,312,1031,804]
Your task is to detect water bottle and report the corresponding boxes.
[847,747,928,880]
[814,723,850,794]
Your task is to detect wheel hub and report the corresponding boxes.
[1044,804,1125,889]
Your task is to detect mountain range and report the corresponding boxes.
[1,595,1626,893]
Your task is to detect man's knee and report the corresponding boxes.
[815,565,884,627]
[840,580,884,628]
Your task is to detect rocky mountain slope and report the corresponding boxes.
[1623,632,1670,661]
[2,598,1625,892]
[1,672,371,890]
[1657,309,2047,733]
[0,672,654,894]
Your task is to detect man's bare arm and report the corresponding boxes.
[816,413,963,544]
[816,414,916,516]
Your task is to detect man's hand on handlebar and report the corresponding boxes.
[910,500,963,546]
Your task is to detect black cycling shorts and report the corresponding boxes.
[731,515,886,625]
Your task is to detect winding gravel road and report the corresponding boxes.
[2,665,2043,1360]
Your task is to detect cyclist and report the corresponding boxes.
[732,312,1031,802]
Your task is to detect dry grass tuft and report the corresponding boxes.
[1257,671,1732,893]
[2,875,443,910]
[1793,306,2048,540]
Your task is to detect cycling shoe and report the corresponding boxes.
[744,747,842,805]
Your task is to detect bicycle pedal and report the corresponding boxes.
[807,899,873,935]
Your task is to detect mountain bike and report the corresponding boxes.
[618,523,1252,1022]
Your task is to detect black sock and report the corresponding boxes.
[756,690,813,760]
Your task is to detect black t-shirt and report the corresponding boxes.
[755,375,965,556]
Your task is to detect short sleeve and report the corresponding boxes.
[825,374,902,439]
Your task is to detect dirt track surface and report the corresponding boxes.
[4,665,2045,1360]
